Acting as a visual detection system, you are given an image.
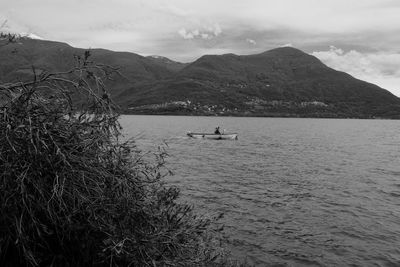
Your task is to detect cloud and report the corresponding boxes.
[211,23,222,36]
[2,1,400,56]
[201,33,210,39]
[280,43,293,47]
[312,46,400,96]
[178,23,222,40]
[246,38,256,45]
[165,4,190,17]
[178,28,194,39]
[1,0,400,100]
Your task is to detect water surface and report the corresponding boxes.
[120,115,400,266]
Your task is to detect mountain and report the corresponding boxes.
[0,38,193,111]
[0,38,176,81]
[1,38,400,118]
[119,47,400,118]
[0,38,176,98]
[146,55,188,72]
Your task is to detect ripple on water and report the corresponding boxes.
[120,116,400,266]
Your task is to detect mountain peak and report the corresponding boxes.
[145,55,187,72]
[22,33,44,40]
[259,46,309,57]
[148,55,170,61]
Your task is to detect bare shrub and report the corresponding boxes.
[0,45,239,266]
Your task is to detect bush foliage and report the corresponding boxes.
[0,48,236,266]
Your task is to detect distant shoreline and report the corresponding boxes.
[121,111,399,120]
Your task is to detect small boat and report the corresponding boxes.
[187,132,238,140]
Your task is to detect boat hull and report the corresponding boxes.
[187,132,238,140]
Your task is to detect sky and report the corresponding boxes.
[1,0,399,96]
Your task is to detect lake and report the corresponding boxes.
[120,115,400,266]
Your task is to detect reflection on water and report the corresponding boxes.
[120,115,400,266]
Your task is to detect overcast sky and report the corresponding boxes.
[1,0,399,96]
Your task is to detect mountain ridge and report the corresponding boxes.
[1,37,399,118]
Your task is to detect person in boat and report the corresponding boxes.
[214,126,221,134]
